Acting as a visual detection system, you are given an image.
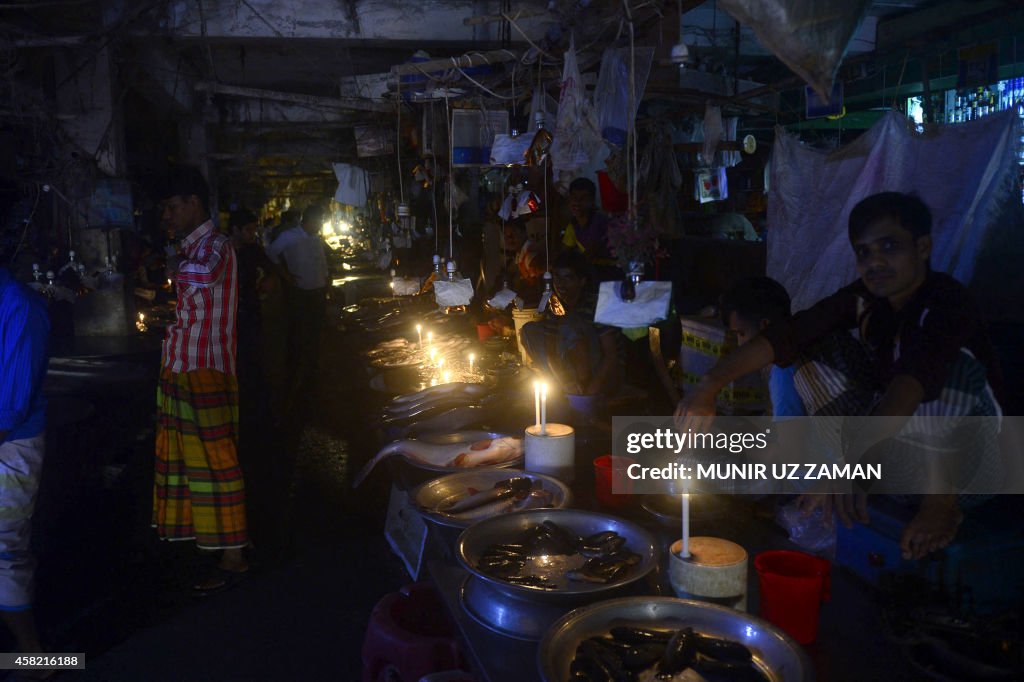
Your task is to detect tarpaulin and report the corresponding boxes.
[769,110,1024,315]
[718,0,872,102]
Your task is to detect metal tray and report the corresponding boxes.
[457,509,659,604]
[537,596,814,682]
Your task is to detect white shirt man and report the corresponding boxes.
[267,216,327,290]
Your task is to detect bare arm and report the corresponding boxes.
[675,335,776,416]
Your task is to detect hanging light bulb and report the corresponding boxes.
[396,202,412,245]
[538,271,554,313]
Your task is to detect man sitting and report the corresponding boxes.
[520,250,621,401]
[677,191,1004,560]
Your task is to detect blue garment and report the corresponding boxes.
[0,269,49,441]
[769,364,805,421]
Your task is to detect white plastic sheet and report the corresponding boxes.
[718,0,872,102]
[433,278,473,307]
[769,110,1024,313]
[594,281,672,328]
[549,37,603,180]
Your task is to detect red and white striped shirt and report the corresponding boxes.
[162,220,238,375]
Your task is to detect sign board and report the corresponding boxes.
[957,42,998,89]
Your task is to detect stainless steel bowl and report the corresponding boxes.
[412,469,572,529]
[537,596,814,682]
[456,509,659,604]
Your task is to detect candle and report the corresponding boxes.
[681,492,691,559]
[427,331,433,349]
[533,381,541,428]
[438,358,445,371]
[428,348,437,364]
[468,353,475,374]
[442,370,451,383]
[416,324,423,347]
[540,383,548,435]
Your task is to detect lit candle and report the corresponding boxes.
[443,370,451,383]
[468,353,475,374]
[138,313,145,322]
[533,381,541,428]
[438,358,445,371]
[427,331,433,349]
[540,383,548,435]
[428,348,437,364]
[681,492,691,559]
[416,324,423,347]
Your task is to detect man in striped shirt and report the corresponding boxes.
[154,166,249,594]
[676,192,1004,561]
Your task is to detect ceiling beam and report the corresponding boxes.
[196,81,391,113]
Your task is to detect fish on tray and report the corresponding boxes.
[434,477,556,522]
[353,436,524,487]
[386,383,488,416]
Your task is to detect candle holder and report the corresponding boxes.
[524,423,575,483]
[668,537,748,611]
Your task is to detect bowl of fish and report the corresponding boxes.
[537,596,814,682]
[457,509,659,604]
[412,469,572,529]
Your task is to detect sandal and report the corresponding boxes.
[191,565,249,597]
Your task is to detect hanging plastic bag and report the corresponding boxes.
[594,281,672,328]
[718,0,872,102]
[594,47,654,146]
[549,36,603,179]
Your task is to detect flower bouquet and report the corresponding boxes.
[605,213,659,301]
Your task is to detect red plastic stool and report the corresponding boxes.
[362,582,466,682]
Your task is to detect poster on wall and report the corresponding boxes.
[695,167,729,204]
[85,178,134,230]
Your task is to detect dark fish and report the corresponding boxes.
[693,658,770,682]
[441,477,533,513]
[657,628,697,678]
[694,633,754,663]
[609,626,673,645]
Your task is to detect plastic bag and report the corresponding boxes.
[775,499,836,560]
[594,281,672,328]
[594,47,654,146]
[549,36,603,178]
[718,0,872,102]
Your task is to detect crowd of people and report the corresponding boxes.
[0,160,1011,662]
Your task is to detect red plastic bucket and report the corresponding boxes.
[593,455,635,508]
[754,550,831,645]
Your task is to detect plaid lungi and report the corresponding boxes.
[153,368,248,549]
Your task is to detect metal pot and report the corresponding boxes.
[537,596,814,682]
[456,508,659,605]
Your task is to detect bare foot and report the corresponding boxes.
[900,495,962,560]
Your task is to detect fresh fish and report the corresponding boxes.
[353,436,523,487]
[390,382,488,406]
[441,477,533,513]
[403,405,490,437]
[384,398,478,425]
